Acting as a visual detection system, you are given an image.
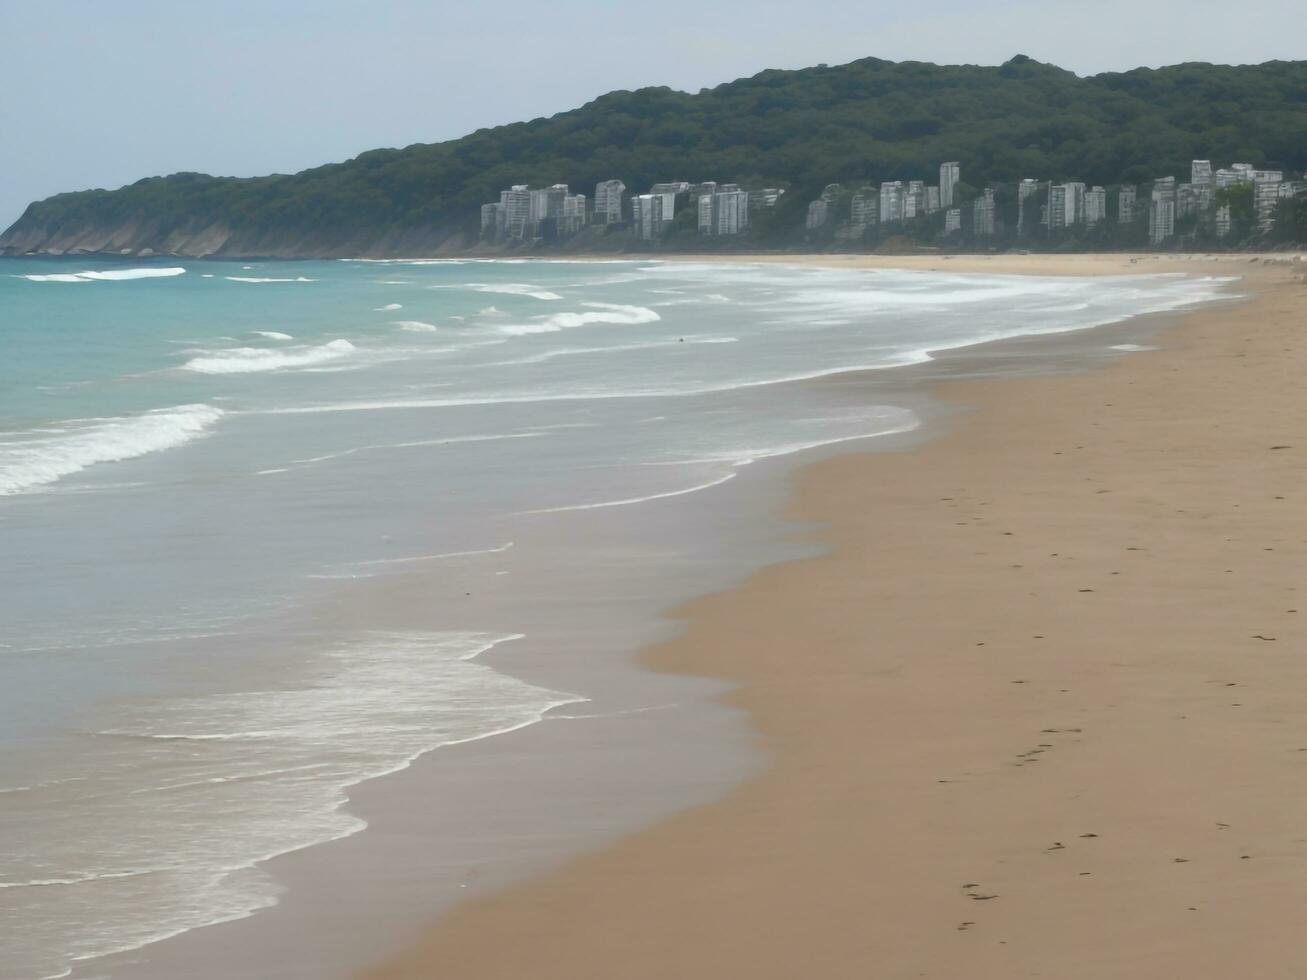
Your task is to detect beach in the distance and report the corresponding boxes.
[357,252,1307,980]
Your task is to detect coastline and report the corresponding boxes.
[360,253,1307,979]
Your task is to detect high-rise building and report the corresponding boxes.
[1046,182,1086,229]
[972,188,996,236]
[649,181,690,196]
[1118,185,1137,224]
[1253,171,1284,231]
[943,208,962,235]
[879,181,905,223]
[1149,177,1177,243]
[1085,186,1107,225]
[1177,183,1200,219]
[632,193,674,240]
[925,186,941,213]
[850,191,878,228]
[806,199,829,230]
[940,162,960,207]
[700,184,749,235]
[499,185,532,239]
[529,184,570,225]
[1191,160,1214,210]
[560,193,587,236]
[1016,178,1041,233]
[718,187,750,235]
[905,180,926,219]
[697,194,714,234]
[593,180,626,224]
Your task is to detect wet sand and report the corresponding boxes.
[365,253,1307,979]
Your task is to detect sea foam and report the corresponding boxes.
[0,404,222,495]
[20,267,186,283]
[498,302,660,336]
[182,340,356,375]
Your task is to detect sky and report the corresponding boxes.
[2,0,1303,229]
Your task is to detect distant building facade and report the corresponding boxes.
[1085,186,1107,225]
[1118,185,1137,224]
[1149,177,1177,243]
[940,162,960,207]
[699,184,750,235]
[879,181,905,224]
[594,180,626,224]
[972,188,996,236]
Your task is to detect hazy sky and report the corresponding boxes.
[2,0,1302,228]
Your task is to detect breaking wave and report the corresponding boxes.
[182,340,356,375]
[19,267,186,283]
[0,405,222,495]
[497,302,661,336]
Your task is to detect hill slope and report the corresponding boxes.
[4,55,1305,257]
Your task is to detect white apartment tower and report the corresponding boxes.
[1253,170,1285,231]
[593,180,626,224]
[972,188,996,236]
[1046,182,1086,229]
[700,185,750,235]
[499,185,532,239]
[1149,177,1177,243]
[879,181,905,224]
[1016,178,1041,233]
[632,193,674,240]
[806,198,829,230]
[905,180,926,219]
[943,208,962,235]
[1085,186,1107,225]
[940,162,960,207]
[850,191,878,228]
[1118,185,1137,224]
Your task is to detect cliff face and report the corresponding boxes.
[0,213,471,259]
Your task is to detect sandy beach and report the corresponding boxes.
[363,253,1307,980]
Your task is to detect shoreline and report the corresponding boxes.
[360,254,1307,978]
[51,254,1279,980]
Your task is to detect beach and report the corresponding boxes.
[363,253,1307,980]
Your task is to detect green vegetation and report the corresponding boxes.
[4,55,1306,255]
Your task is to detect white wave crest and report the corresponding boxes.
[182,340,356,375]
[250,331,293,341]
[392,320,438,333]
[498,302,661,336]
[225,276,316,284]
[374,303,403,311]
[0,405,222,495]
[20,267,186,283]
[462,283,563,301]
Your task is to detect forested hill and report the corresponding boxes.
[4,55,1306,257]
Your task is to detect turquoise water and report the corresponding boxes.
[0,256,1230,979]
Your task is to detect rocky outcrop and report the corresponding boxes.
[0,216,473,259]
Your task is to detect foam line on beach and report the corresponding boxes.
[513,471,738,515]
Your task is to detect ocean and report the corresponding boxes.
[0,256,1229,979]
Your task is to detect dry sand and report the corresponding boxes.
[366,254,1307,980]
